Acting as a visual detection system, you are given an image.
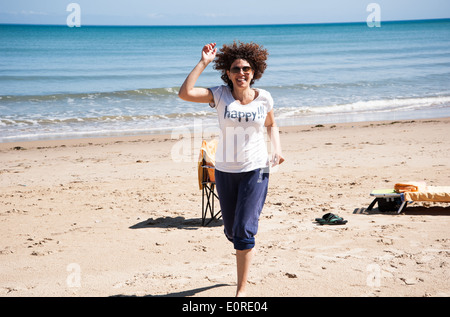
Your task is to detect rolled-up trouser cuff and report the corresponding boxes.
[233,237,255,251]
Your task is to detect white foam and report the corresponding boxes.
[276,95,450,118]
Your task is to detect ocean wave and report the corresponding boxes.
[0,115,219,143]
[0,110,216,127]
[275,95,450,118]
[0,87,180,103]
[1,94,449,143]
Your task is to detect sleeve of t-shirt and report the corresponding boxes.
[207,85,225,109]
[265,90,274,113]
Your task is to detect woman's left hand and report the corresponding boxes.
[271,152,285,167]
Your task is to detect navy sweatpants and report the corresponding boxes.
[214,168,269,250]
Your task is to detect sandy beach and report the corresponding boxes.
[1,118,449,297]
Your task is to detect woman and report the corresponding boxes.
[179,41,284,297]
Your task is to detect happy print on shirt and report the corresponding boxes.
[224,104,266,122]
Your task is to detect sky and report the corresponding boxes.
[0,0,449,26]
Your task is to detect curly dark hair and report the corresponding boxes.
[213,41,269,88]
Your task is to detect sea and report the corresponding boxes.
[1,20,450,142]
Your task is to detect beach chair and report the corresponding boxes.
[368,183,450,214]
[198,139,221,226]
[367,189,407,213]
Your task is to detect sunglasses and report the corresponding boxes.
[230,66,252,74]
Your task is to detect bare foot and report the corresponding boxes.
[236,290,246,297]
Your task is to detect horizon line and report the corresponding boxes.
[1,17,449,28]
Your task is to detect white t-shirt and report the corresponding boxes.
[208,85,273,173]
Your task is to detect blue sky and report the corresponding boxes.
[1,0,449,25]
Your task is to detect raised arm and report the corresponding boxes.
[178,43,217,103]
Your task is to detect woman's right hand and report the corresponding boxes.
[179,43,216,103]
[201,43,217,64]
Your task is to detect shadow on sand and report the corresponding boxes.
[129,216,223,230]
[354,205,450,216]
[111,283,231,297]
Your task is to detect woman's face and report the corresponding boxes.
[227,59,254,90]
